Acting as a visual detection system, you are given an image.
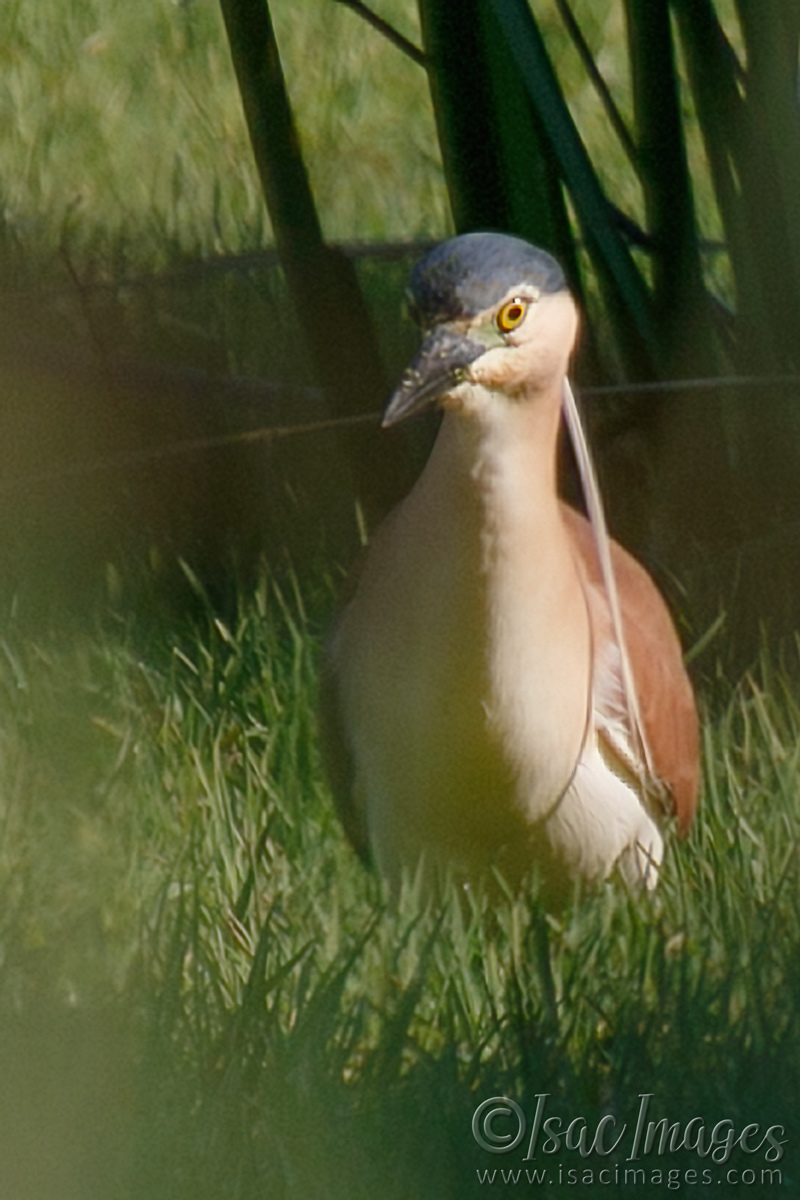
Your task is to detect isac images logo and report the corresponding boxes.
[471,1093,788,1189]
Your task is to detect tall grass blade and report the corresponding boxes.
[672,0,772,367]
[218,0,409,527]
[485,0,662,379]
[731,1,800,369]
[623,0,717,374]
[416,0,581,292]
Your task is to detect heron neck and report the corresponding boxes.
[411,381,591,803]
[430,384,565,555]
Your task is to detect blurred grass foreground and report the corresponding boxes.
[0,1,798,1198]
[1,570,799,1199]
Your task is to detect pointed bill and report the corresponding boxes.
[382,326,485,427]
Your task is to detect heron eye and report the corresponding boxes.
[496,299,528,333]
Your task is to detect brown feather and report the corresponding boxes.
[561,504,700,832]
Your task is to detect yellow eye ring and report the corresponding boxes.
[496,299,528,333]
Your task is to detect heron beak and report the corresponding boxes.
[382,326,486,427]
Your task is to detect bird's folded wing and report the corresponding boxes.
[562,504,700,832]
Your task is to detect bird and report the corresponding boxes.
[321,231,699,898]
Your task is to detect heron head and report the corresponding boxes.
[383,232,578,428]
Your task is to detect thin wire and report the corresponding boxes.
[0,411,379,495]
[1,371,799,495]
[583,373,800,396]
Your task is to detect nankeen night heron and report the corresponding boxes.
[322,232,699,895]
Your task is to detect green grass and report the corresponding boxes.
[0,0,733,277]
[0,0,448,274]
[0,568,797,1199]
